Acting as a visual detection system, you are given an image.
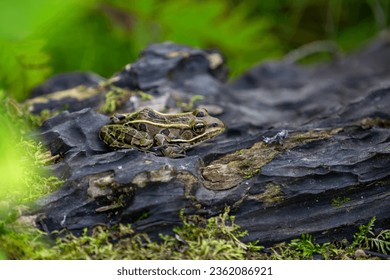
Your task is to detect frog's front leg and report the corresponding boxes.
[100,125,154,150]
[153,134,186,158]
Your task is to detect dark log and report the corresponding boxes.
[33,37,390,245]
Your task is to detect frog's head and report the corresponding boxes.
[188,108,225,144]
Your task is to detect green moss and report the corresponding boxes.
[331,196,351,208]
[9,139,63,204]
[0,98,63,207]
[268,217,390,260]
[31,109,62,127]
[249,183,284,206]
[99,86,133,114]
[203,129,343,191]
[0,95,63,251]
[4,97,60,128]
[268,236,349,260]
[0,222,57,260]
[0,208,262,260]
[138,91,153,101]
[176,95,205,112]
[1,208,389,260]
[99,86,154,114]
[242,168,259,179]
[52,208,262,260]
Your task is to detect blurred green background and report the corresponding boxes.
[0,0,388,101]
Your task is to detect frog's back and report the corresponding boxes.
[137,107,193,125]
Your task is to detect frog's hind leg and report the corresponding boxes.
[100,125,153,150]
[153,133,186,158]
[100,126,131,149]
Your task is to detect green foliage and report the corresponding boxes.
[1,209,390,259]
[248,0,389,51]
[0,208,262,260]
[17,140,63,202]
[0,40,51,101]
[369,229,390,254]
[352,216,390,254]
[0,96,62,211]
[53,208,262,260]
[3,96,60,129]
[270,236,347,260]
[2,0,385,101]
[288,234,332,259]
[0,98,29,204]
[148,0,280,76]
[352,216,377,248]
[268,217,390,260]
[0,0,82,100]
[0,222,54,260]
[165,208,262,259]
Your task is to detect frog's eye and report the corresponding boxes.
[193,122,206,133]
[194,108,208,118]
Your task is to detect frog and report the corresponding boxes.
[99,107,225,158]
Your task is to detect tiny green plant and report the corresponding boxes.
[331,196,351,207]
[100,86,133,114]
[176,95,205,112]
[138,91,153,101]
[369,229,390,254]
[352,216,390,255]
[352,216,376,248]
[289,234,331,259]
